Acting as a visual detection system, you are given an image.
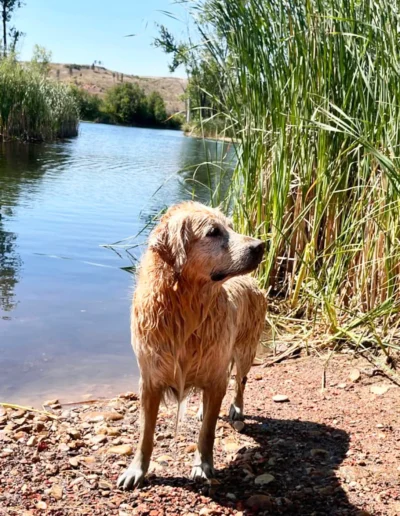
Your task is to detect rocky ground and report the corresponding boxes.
[1,353,400,515]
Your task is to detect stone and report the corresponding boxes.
[246,494,273,511]
[107,445,133,456]
[83,411,124,423]
[185,443,197,453]
[35,501,47,510]
[272,394,289,402]
[50,484,63,500]
[99,480,113,490]
[91,435,107,445]
[27,436,38,447]
[69,457,79,468]
[67,428,81,439]
[233,421,245,432]
[349,368,361,382]
[44,399,59,406]
[254,473,275,485]
[370,385,390,395]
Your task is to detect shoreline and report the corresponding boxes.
[1,353,398,515]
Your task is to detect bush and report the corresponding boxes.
[69,86,103,122]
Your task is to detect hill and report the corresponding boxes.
[48,63,187,114]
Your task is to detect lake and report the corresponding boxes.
[0,122,234,406]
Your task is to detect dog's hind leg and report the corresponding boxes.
[117,380,161,490]
[191,384,226,480]
[229,347,257,421]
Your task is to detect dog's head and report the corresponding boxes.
[148,202,265,283]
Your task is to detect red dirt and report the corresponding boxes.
[1,353,399,515]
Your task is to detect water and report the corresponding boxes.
[0,123,234,406]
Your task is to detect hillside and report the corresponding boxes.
[48,63,187,114]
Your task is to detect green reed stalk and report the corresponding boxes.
[192,0,400,349]
[0,57,79,142]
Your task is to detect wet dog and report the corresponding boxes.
[118,201,267,489]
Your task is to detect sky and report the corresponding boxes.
[13,0,192,78]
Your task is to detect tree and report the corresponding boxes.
[103,83,148,125]
[69,85,104,122]
[147,91,167,124]
[1,0,24,57]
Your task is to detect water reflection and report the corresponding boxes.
[0,124,234,404]
[0,142,70,315]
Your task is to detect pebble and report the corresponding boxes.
[184,443,197,453]
[99,480,113,490]
[254,473,275,485]
[50,483,63,500]
[246,494,273,510]
[370,385,390,395]
[69,457,79,468]
[44,399,59,406]
[272,394,289,402]
[233,421,245,432]
[27,436,38,447]
[91,434,107,445]
[35,501,47,510]
[68,428,81,439]
[107,444,133,456]
[349,368,361,382]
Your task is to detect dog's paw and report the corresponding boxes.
[117,466,146,490]
[191,461,215,481]
[196,404,203,421]
[229,403,244,421]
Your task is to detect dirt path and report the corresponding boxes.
[1,354,399,515]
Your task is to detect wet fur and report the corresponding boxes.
[118,202,267,490]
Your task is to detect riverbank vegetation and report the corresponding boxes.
[0,56,79,142]
[71,83,183,129]
[158,0,400,357]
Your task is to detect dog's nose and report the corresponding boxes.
[249,240,265,260]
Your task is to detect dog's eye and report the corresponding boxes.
[206,227,221,238]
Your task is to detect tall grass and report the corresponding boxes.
[193,0,400,350]
[0,57,79,141]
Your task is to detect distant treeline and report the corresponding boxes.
[70,83,183,129]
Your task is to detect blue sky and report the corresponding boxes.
[13,0,191,77]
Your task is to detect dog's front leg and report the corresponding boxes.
[117,381,161,490]
[191,385,225,480]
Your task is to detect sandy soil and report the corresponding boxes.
[1,353,399,515]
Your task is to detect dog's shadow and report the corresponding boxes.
[149,415,356,515]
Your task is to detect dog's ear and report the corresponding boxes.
[149,216,190,274]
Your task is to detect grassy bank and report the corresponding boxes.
[0,58,79,142]
[192,0,400,353]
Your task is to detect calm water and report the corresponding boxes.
[0,123,234,406]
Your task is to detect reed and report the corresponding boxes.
[0,57,79,142]
[193,0,400,351]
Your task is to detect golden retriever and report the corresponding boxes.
[118,201,267,489]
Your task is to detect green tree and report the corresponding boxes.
[104,83,148,125]
[1,0,24,57]
[69,85,104,122]
[147,91,167,124]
